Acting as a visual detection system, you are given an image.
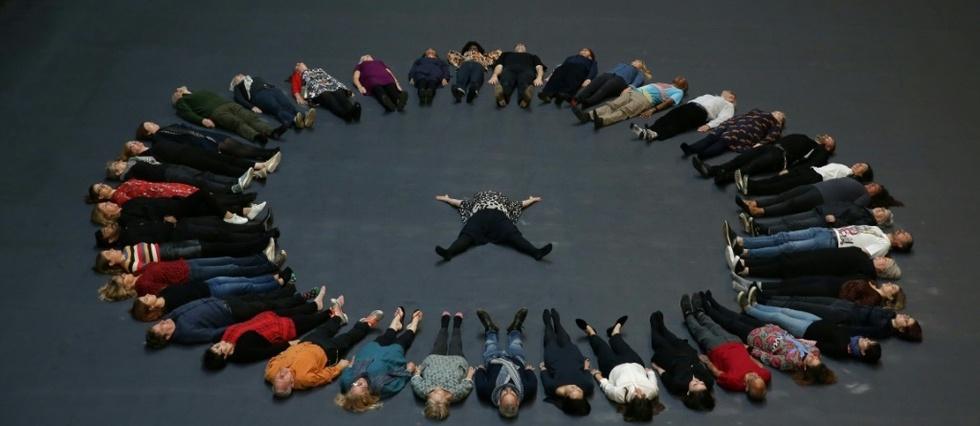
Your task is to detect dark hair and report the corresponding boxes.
[896,321,923,342]
[135,122,153,141]
[891,229,913,252]
[792,362,837,385]
[869,185,904,208]
[131,297,165,322]
[145,328,170,350]
[860,342,882,363]
[95,224,118,249]
[681,389,715,411]
[556,397,591,416]
[460,41,485,54]
[857,164,874,182]
[620,397,664,422]
[583,48,596,63]
[93,251,121,274]
[203,348,228,370]
[86,184,101,204]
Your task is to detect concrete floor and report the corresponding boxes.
[0,0,978,424]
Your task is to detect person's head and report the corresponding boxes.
[97,273,137,301]
[358,54,374,63]
[815,134,836,153]
[461,41,485,54]
[334,377,382,412]
[423,48,438,59]
[681,377,715,411]
[170,86,190,105]
[94,249,126,274]
[203,341,233,371]
[874,257,902,279]
[621,396,662,422]
[229,73,246,90]
[867,183,904,207]
[135,121,160,141]
[890,229,914,252]
[892,313,922,342]
[792,353,837,385]
[96,223,119,248]
[513,42,527,52]
[872,207,893,227]
[855,337,881,363]
[744,372,767,401]
[87,183,114,204]
[556,396,591,416]
[424,389,451,420]
[630,59,653,79]
[672,75,689,93]
[771,111,787,127]
[721,90,736,104]
[498,387,520,418]
[294,62,308,73]
[272,367,294,398]
[578,47,595,61]
[121,140,146,159]
[851,162,873,182]
[131,294,166,322]
[145,318,176,349]
[91,201,122,225]
[878,282,906,310]
[106,160,128,180]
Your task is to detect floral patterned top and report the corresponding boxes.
[110,179,198,205]
[711,109,784,153]
[447,49,502,71]
[457,191,523,224]
[290,68,350,100]
[746,324,819,371]
[410,355,473,402]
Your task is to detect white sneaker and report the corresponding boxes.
[644,129,658,141]
[238,169,253,189]
[253,167,268,179]
[224,213,248,225]
[725,246,738,270]
[734,170,745,193]
[630,123,644,139]
[740,174,750,195]
[231,183,244,194]
[266,152,282,173]
[264,237,276,261]
[247,202,267,220]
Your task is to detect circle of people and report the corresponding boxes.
[85,41,920,422]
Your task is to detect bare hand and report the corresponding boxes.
[488,76,499,86]
[407,362,417,373]
[466,367,475,378]
[526,196,542,203]
[581,79,591,87]
[533,78,544,87]
[583,358,591,370]
[337,358,352,368]
[251,106,262,114]
[697,125,711,132]
[358,87,367,95]
[539,362,546,370]
[441,79,449,86]
[640,110,654,118]
[435,194,451,202]
[698,354,710,363]
[295,97,308,106]
[288,339,300,346]
[201,118,215,128]
[162,215,177,224]
[825,215,836,223]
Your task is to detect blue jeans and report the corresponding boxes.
[252,88,300,127]
[454,61,485,93]
[482,330,526,365]
[742,228,836,258]
[185,255,275,282]
[745,304,821,337]
[205,275,280,298]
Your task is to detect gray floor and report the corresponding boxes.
[1,0,978,424]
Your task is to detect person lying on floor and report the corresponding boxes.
[537,48,597,107]
[95,215,274,249]
[488,42,546,109]
[135,121,280,161]
[728,246,902,281]
[87,180,199,205]
[94,237,274,274]
[90,190,267,226]
[172,85,285,144]
[434,191,552,261]
[572,59,651,109]
[539,308,593,417]
[679,109,785,160]
[754,293,922,341]
[353,54,408,113]
[738,202,893,236]
[730,274,906,310]
[692,133,835,186]
[229,73,315,130]
[648,310,715,411]
[106,157,253,194]
[736,179,903,218]
[408,48,451,106]
[290,62,362,123]
[736,162,873,196]
[630,90,735,142]
[724,221,913,258]
[574,76,687,130]
[472,308,537,419]
[119,140,280,180]
[410,310,475,421]
[128,271,302,321]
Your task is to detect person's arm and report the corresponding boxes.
[440,61,451,85]
[174,99,207,127]
[407,60,421,85]
[295,358,351,390]
[705,102,735,129]
[587,61,598,81]
[435,194,463,207]
[631,73,646,88]
[521,196,542,208]
[352,70,367,95]
[760,122,783,145]
[698,354,723,378]
[533,64,545,86]
[229,332,290,363]
[650,361,666,375]
[640,99,675,118]
[488,64,503,85]
[232,86,257,111]
[386,68,403,91]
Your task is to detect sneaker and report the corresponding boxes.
[466,88,477,104]
[363,310,385,328]
[732,279,748,292]
[266,151,283,173]
[494,85,506,107]
[725,246,738,270]
[630,123,645,139]
[247,201,267,220]
[734,169,745,193]
[723,220,737,248]
[572,105,591,123]
[264,237,276,261]
[230,183,244,194]
[253,167,268,179]
[224,213,248,225]
[303,108,316,128]
[738,212,753,234]
[273,249,288,268]
[644,129,659,142]
[748,285,760,306]
[294,112,305,129]
[730,271,755,289]
[453,87,464,102]
[736,291,749,311]
[740,173,750,195]
[680,294,693,317]
[692,156,711,178]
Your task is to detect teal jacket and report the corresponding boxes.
[339,342,411,399]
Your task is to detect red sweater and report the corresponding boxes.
[222,311,297,344]
[110,179,198,205]
[135,260,190,296]
[709,342,772,391]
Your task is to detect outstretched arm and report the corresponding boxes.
[488,65,503,85]
[521,196,542,208]
[435,194,463,207]
[352,70,366,95]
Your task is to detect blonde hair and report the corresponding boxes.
[98,275,136,301]
[424,399,450,420]
[334,391,382,413]
[634,59,653,79]
[94,251,123,274]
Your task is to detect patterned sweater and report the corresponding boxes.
[110,180,198,205]
[410,355,473,402]
[711,109,783,152]
[746,324,820,371]
[457,191,524,224]
[447,49,502,70]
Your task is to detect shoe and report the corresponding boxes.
[494,85,506,107]
[363,310,385,328]
[734,169,745,193]
[301,285,319,300]
[735,195,750,212]
[278,267,297,285]
[750,219,759,237]
[630,123,644,139]
[733,259,747,275]
[466,88,477,104]
[732,279,748,292]
[352,103,362,122]
[396,92,408,112]
[537,92,552,103]
[253,167,268,180]
[303,108,316,128]
[691,293,704,313]
[643,129,659,142]
[294,112,305,129]
[748,285,759,306]
[247,201,267,220]
[273,249,288,268]
[740,174,750,195]
[736,291,749,311]
[520,86,534,109]
[224,213,248,225]
[723,220,737,248]
[263,237,276,261]
[680,294,693,317]
[476,309,498,332]
[730,270,755,288]
[266,151,283,173]
[271,125,288,140]
[606,315,628,337]
[231,183,244,194]
[534,243,553,261]
[554,94,565,108]
[237,169,254,190]
[435,246,451,261]
[574,318,592,333]
[738,212,753,234]
[725,245,737,270]
[453,87,464,103]
[692,156,711,178]
[572,105,591,123]
[507,308,528,332]
[679,142,692,156]
[649,311,664,327]
[380,95,397,112]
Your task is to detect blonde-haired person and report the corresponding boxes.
[572,59,652,109]
[353,55,407,113]
[410,311,474,420]
[229,73,315,130]
[336,307,423,412]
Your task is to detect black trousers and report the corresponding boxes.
[574,73,627,108]
[748,168,823,196]
[371,84,402,111]
[499,67,536,100]
[314,90,358,121]
[755,186,825,217]
[157,164,238,193]
[415,79,440,91]
[160,236,266,259]
[541,63,589,97]
[443,210,542,259]
[430,322,465,357]
[543,309,573,349]
[304,320,372,363]
[375,328,417,352]
[758,295,853,324]
[155,146,254,178]
[648,103,708,140]
[218,138,277,161]
[703,293,764,341]
[685,134,730,159]
[712,146,785,182]
[290,310,335,336]
[761,276,847,298]
[227,293,313,321]
[587,334,644,377]
[649,313,697,359]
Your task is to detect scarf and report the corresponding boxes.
[489,358,523,405]
[230,75,254,99]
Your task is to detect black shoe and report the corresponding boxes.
[466,88,477,104]
[278,267,297,286]
[352,103,362,122]
[435,246,451,261]
[494,86,507,108]
[453,87,464,103]
[550,308,561,324]
[680,294,693,317]
[574,318,591,333]
[271,125,288,140]
[542,308,552,325]
[507,308,528,332]
[606,315,628,337]
[538,92,552,103]
[380,96,397,112]
[476,309,498,332]
[572,106,591,123]
[691,293,704,313]
[692,156,711,178]
[649,310,664,327]
[679,142,692,157]
[534,243,553,261]
[735,195,750,212]
[418,90,427,106]
[554,94,566,108]
[396,92,408,111]
[592,113,603,130]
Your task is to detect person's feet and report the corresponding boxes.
[396,92,408,112]
[271,125,288,140]
[224,213,248,224]
[725,246,738,270]
[303,108,316,128]
[630,122,644,139]
[273,249,288,268]
[246,202,267,220]
[679,142,692,157]
[737,291,749,311]
[691,293,704,313]
[441,311,451,328]
[748,285,759,306]
[607,315,628,337]
[476,309,498,332]
[266,151,283,173]
[352,103,362,122]
[238,169,254,190]
[312,286,328,310]
[278,266,296,286]
[574,318,596,336]
[692,156,711,178]
[453,311,463,327]
[264,237,276,261]
[537,92,552,104]
[507,307,528,332]
[572,105,591,123]
[406,309,423,332]
[649,310,664,327]
[435,246,452,261]
[592,113,603,130]
[680,294,693,317]
[362,310,384,328]
[294,112,305,129]
[534,243,553,261]
[301,284,319,300]
[453,87,464,103]
[738,212,754,234]
[494,85,506,108]
[723,220,738,248]
[390,306,406,331]
[466,88,477,104]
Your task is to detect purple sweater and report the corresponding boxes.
[354,60,396,92]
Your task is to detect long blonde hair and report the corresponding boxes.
[98,275,136,301]
[633,59,653,79]
[334,391,382,413]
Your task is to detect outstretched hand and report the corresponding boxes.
[251,106,262,114]
[697,125,711,132]
[488,76,499,86]
[201,118,215,128]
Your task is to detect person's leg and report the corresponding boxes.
[763,277,843,298]
[592,91,630,117]
[271,89,301,122]
[573,73,607,106]
[516,69,536,104]
[695,311,741,344]
[302,316,345,345]
[162,166,234,193]
[188,256,276,282]
[501,231,548,260]
[448,318,465,357]
[505,330,527,365]
[394,330,417,352]
[176,148,252,177]
[438,233,475,260]
[250,89,292,127]
[598,91,649,125]
[290,309,334,335]
[754,186,810,208]
[217,138,277,161]
[375,327,398,346]
[540,67,566,96]
[206,274,280,298]
[315,321,371,356]
[695,138,732,160]
[431,324,449,355]
[748,169,823,196]
[582,76,626,108]
[713,149,766,177]
[683,312,727,353]
[482,330,500,364]
[230,103,276,137]
[703,295,761,341]
[211,104,259,141]
[683,134,720,156]
[759,189,824,217]
[370,86,397,111]
[586,335,619,377]
[738,148,785,176]
[648,103,707,140]
[543,309,557,348]
[609,334,644,366]
[758,296,847,322]
[499,68,519,100]
[744,304,814,337]
[198,237,267,258]
[315,91,353,121]
[552,310,573,347]
[382,84,403,105]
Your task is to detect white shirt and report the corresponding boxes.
[834,225,890,257]
[813,163,853,180]
[690,95,735,128]
[599,363,660,404]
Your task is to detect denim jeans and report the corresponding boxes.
[453,61,484,92]
[754,211,827,234]
[742,228,837,258]
[251,88,300,126]
[482,330,526,365]
[205,275,280,298]
[745,304,821,337]
[185,255,275,282]
[684,311,741,353]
